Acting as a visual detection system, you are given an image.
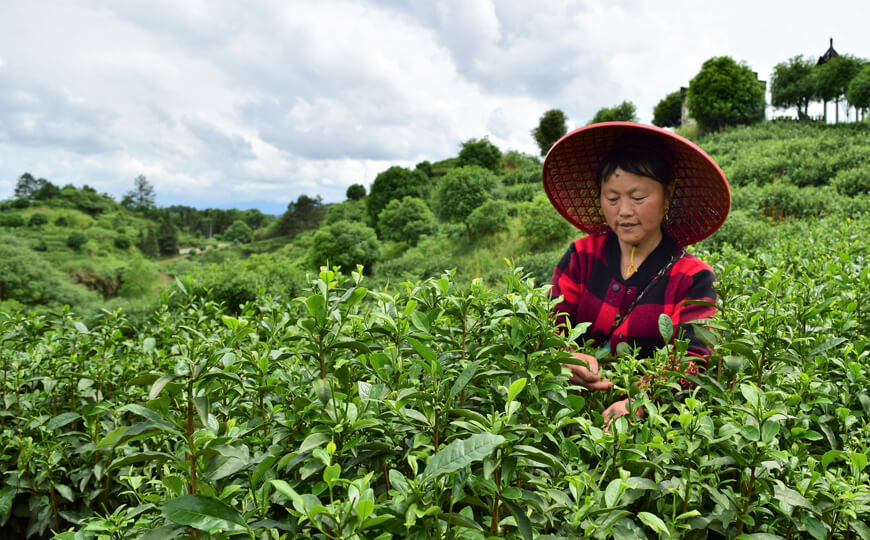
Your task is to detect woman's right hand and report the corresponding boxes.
[563,352,614,391]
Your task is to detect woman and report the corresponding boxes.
[542,122,731,424]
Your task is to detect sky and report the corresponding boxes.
[0,1,867,215]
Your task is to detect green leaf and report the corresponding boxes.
[725,341,758,362]
[109,451,175,470]
[506,377,527,403]
[808,337,847,357]
[298,432,331,454]
[658,313,673,343]
[604,478,622,508]
[143,337,156,354]
[149,373,182,400]
[851,520,870,540]
[312,378,332,404]
[54,484,74,502]
[74,321,89,333]
[0,486,17,520]
[162,494,248,534]
[449,361,479,401]
[323,464,341,487]
[773,483,812,509]
[46,412,81,431]
[638,511,670,538]
[739,383,761,407]
[407,337,436,364]
[503,499,533,540]
[422,433,506,479]
[761,420,779,444]
[822,450,843,469]
[355,499,374,521]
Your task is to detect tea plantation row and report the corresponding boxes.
[1,216,868,539]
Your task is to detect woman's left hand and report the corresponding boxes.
[603,398,645,430]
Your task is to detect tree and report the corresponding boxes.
[815,55,865,122]
[122,175,156,211]
[275,195,326,237]
[223,219,253,244]
[457,137,502,172]
[846,64,870,121]
[14,173,48,200]
[590,101,638,124]
[346,183,366,201]
[688,56,766,132]
[309,220,380,273]
[33,181,60,200]
[138,227,159,258]
[652,91,682,128]
[434,165,501,241]
[531,109,568,156]
[377,196,435,245]
[415,160,434,178]
[157,214,178,256]
[519,194,574,250]
[367,166,430,224]
[770,55,816,120]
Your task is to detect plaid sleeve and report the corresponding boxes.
[549,235,607,332]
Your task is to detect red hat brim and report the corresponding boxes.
[542,121,731,246]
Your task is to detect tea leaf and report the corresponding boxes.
[658,313,673,343]
[422,433,506,479]
[162,494,248,534]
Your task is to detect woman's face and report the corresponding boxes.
[600,167,668,251]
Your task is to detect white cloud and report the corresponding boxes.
[0,0,868,210]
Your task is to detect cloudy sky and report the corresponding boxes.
[0,1,866,214]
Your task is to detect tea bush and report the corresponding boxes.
[1,215,867,539]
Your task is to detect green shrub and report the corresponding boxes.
[12,197,30,209]
[67,231,88,250]
[518,194,575,251]
[28,213,48,227]
[114,235,132,250]
[468,199,510,239]
[1,214,24,227]
[831,167,870,197]
[504,183,542,202]
[223,219,253,244]
[55,215,69,227]
[377,196,434,245]
[309,220,380,273]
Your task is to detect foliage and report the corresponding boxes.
[457,137,502,172]
[814,55,866,121]
[121,174,157,211]
[113,234,132,250]
[846,64,870,114]
[770,55,816,119]
[519,194,575,250]
[1,213,25,227]
[590,100,638,124]
[275,195,327,237]
[415,160,434,178]
[367,166,430,224]
[831,167,870,198]
[117,255,157,298]
[12,196,31,209]
[0,237,98,307]
[4,215,869,538]
[502,150,541,172]
[376,196,435,245]
[324,199,368,226]
[28,212,49,227]
[688,56,766,132]
[346,183,366,201]
[157,214,179,256]
[531,109,568,156]
[138,227,159,258]
[14,172,48,199]
[66,231,88,251]
[223,219,253,244]
[468,199,510,239]
[309,220,381,273]
[434,165,502,240]
[652,91,683,128]
[697,122,870,187]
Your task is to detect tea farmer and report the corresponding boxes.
[542,122,730,424]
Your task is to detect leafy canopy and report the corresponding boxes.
[652,91,682,128]
[847,64,870,112]
[531,109,568,156]
[590,101,638,124]
[367,166,430,224]
[688,56,766,132]
[377,196,434,245]
[457,137,502,172]
[309,220,380,273]
[434,165,501,240]
[770,55,816,119]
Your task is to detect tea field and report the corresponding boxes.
[0,211,868,539]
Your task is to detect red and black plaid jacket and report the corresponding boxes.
[550,231,717,362]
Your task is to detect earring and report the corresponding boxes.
[664,207,670,222]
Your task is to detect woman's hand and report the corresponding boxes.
[603,398,646,430]
[563,352,613,391]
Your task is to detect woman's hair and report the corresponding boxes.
[595,135,675,189]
